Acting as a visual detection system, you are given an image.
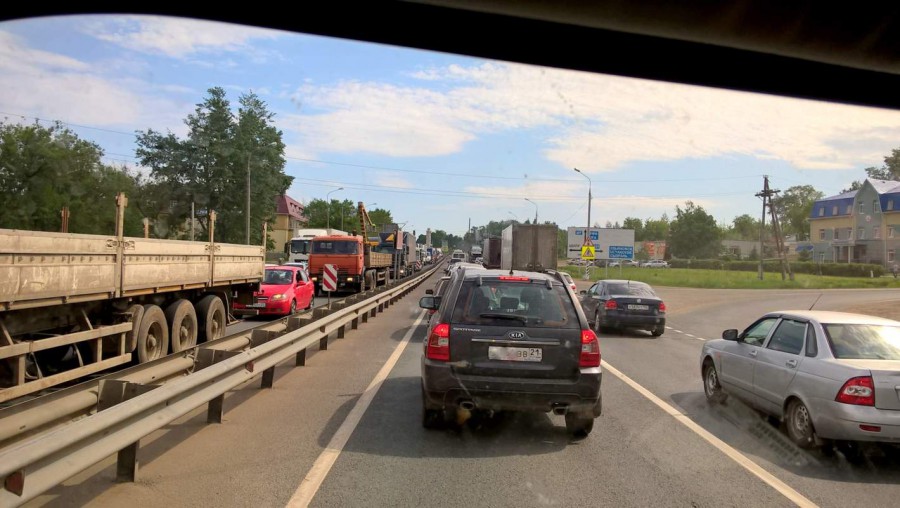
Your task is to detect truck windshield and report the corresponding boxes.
[312,240,359,255]
[290,239,310,254]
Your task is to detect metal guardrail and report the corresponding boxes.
[0,265,439,506]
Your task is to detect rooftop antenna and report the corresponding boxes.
[808,293,823,311]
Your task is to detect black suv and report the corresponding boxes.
[418,268,602,437]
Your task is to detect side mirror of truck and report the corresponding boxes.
[425,289,434,295]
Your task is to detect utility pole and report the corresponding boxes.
[755,176,793,281]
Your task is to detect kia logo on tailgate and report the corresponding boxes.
[507,331,526,339]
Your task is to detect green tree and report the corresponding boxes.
[726,214,761,241]
[135,87,292,244]
[772,185,824,241]
[0,122,142,235]
[668,201,721,259]
[303,198,357,230]
[622,217,643,240]
[367,208,394,230]
[643,214,670,241]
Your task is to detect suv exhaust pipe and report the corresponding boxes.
[459,400,475,411]
[552,404,569,415]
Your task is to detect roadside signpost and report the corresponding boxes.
[323,263,337,308]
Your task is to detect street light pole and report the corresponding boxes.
[246,153,251,244]
[525,198,538,224]
[574,168,593,277]
[326,187,343,231]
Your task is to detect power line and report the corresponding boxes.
[2,109,766,184]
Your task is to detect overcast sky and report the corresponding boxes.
[3,15,900,236]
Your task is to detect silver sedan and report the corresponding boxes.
[700,310,900,457]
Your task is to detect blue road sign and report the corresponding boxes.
[608,246,634,259]
[574,230,599,240]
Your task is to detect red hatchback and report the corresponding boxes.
[235,266,314,316]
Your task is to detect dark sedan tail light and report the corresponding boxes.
[604,300,617,310]
[835,376,875,406]
[658,302,667,312]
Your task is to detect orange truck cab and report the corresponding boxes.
[308,234,392,294]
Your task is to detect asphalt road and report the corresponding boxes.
[24,274,900,507]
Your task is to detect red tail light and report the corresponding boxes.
[426,323,450,361]
[658,302,667,312]
[579,329,601,367]
[499,276,530,281]
[836,376,875,406]
[604,300,617,310]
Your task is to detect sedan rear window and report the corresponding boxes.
[823,324,900,360]
[451,281,579,328]
[607,283,656,297]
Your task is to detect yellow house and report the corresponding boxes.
[809,179,900,266]
[270,195,305,252]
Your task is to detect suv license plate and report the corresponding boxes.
[488,346,542,362]
[627,304,649,310]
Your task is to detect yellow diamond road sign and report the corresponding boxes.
[581,245,595,260]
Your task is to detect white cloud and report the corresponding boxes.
[0,30,189,131]
[286,60,900,170]
[84,16,280,59]
[374,172,414,189]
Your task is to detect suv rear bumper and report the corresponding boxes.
[422,359,602,414]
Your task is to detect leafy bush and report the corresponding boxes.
[666,259,885,277]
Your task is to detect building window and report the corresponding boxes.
[891,227,896,239]
[818,207,824,217]
[833,205,839,215]
[858,228,865,240]
[859,202,865,213]
[846,204,852,214]
[848,228,854,240]
[888,199,894,211]
[834,228,839,240]
[819,229,825,240]
[875,228,881,239]
[874,199,879,213]
[890,250,896,262]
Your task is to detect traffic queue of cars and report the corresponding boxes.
[424,257,900,457]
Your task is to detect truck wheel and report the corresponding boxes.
[137,305,169,363]
[166,299,198,353]
[196,295,226,343]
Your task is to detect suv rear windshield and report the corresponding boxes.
[450,279,579,328]
[823,324,900,360]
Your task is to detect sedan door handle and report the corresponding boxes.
[748,350,757,357]
[786,359,798,368]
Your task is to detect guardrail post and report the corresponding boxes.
[362,311,369,323]
[97,380,159,483]
[261,367,275,389]
[337,325,345,339]
[295,349,307,366]
[351,315,359,330]
[286,316,304,332]
[319,325,329,351]
[195,349,242,424]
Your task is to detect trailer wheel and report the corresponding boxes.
[196,295,226,343]
[137,305,169,363]
[166,299,198,353]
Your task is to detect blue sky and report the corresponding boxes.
[3,14,900,237]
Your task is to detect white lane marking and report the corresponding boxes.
[694,337,706,341]
[665,326,673,330]
[602,360,818,508]
[684,333,695,337]
[286,311,427,508]
[671,329,683,334]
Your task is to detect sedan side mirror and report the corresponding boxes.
[425,289,434,295]
[722,329,739,341]
[419,296,440,310]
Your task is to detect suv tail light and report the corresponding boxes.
[604,300,617,310]
[499,276,530,281]
[836,376,875,406]
[580,329,601,368]
[658,302,667,312]
[426,323,450,361]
